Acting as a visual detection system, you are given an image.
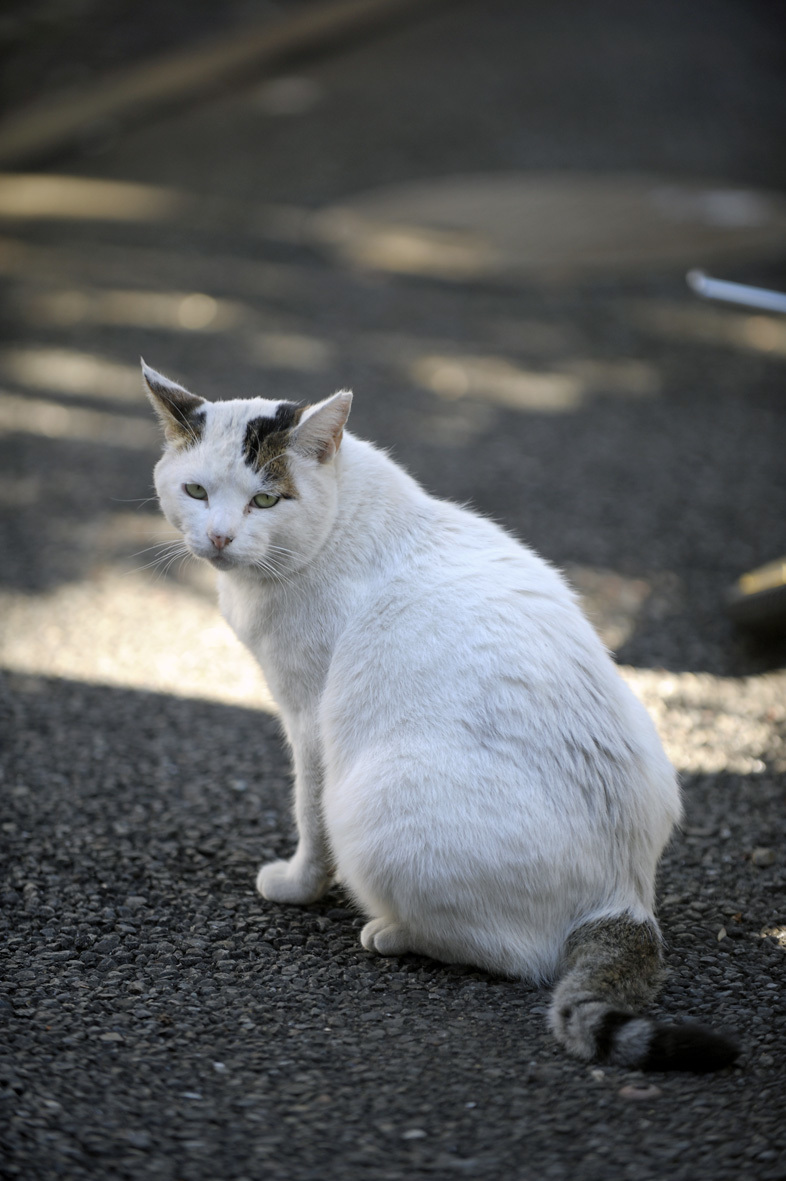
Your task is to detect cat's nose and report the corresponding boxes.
[208,530,234,551]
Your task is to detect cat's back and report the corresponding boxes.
[343,490,592,674]
[325,488,643,762]
[330,469,673,795]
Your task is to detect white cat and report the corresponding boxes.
[145,361,738,1071]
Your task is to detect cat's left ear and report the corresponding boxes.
[142,359,206,447]
[292,390,352,464]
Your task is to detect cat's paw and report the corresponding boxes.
[360,918,412,956]
[256,859,329,905]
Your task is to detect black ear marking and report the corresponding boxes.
[142,361,206,448]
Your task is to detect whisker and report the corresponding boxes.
[128,538,182,559]
[127,539,191,576]
[110,496,160,508]
[130,541,182,563]
[163,550,194,580]
[253,555,294,589]
[155,547,195,583]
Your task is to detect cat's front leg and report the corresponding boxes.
[256,850,331,905]
[256,723,332,905]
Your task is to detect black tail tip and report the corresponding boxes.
[642,1022,741,1073]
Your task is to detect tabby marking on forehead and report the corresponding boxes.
[243,401,304,496]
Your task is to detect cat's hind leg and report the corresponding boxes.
[360,917,413,956]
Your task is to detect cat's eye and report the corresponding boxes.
[252,492,280,509]
[184,483,208,500]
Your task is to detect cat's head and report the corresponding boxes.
[144,361,352,577]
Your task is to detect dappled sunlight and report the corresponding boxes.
[312,173,786,282]
[411,353,660,414]
[0,347,143,401]
[314,208,498,280]
[3,171,785,302]
[759,926,786,948]
[22,286,242,333]
[622,667,786,775]
[0,389,157,447]
[0,173,185,222]
[13,282,334,373]
[0,172,307,241]
[632,299,786,359]
[0,503,276,708]
[413,354,583,412]
[560,358,660,396]
[0,566,277,713]
[6,269,663,419]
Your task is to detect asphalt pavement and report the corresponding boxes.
[1,1,786,1178]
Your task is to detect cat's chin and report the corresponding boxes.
[196,548,237,571]
[210,554,239,571]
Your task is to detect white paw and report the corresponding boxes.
[360,918,412,956]
[256,859,329,905]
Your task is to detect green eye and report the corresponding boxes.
[252,492,280,509]
[185,483,207,500]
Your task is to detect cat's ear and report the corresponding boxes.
[142,359,206,447]
[292,390,352,463]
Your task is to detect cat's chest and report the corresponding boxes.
[218,573,333,704]
[217,574,263,650]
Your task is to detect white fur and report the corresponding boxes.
[150,375,681,984]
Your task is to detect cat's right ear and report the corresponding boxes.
[142,360,206,447]
[292,390,352,464]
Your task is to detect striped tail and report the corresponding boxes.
[548,916,740,1072]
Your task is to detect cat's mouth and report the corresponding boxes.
[205,550,236,569]
[190,542,236,570]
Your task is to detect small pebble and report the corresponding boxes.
[751,847,776,867]
[402,1128,427,1140]
[619,1083,662,1101]
[125,1131,152,1150]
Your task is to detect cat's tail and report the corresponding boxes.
[548,915,740,1072]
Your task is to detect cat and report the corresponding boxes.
[144,360,738,1072]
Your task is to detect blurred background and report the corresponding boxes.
[1,0,785,737]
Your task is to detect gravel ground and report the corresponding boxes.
[2,1,786,1178]
[1,671,785,1180]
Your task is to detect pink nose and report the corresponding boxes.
[208,531,234,551]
